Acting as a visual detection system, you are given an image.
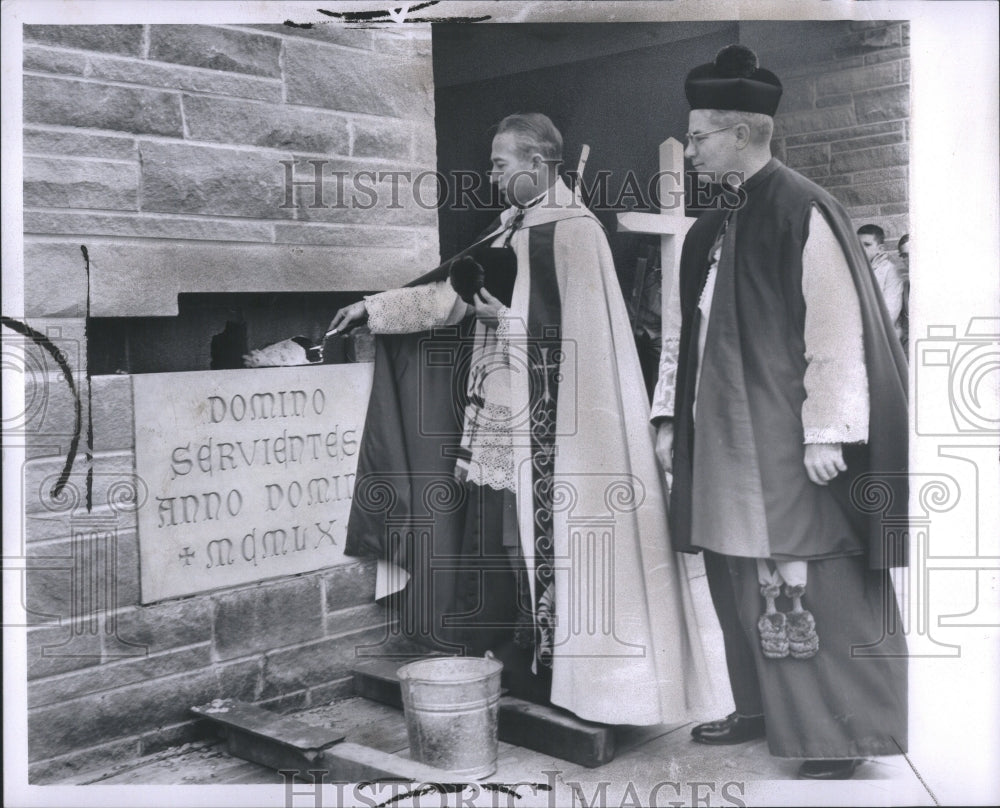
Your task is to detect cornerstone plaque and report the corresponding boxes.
[133,364,374,602]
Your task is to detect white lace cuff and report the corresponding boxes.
[365,281,462,334]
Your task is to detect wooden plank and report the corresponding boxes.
[351,661,616,768]
[298,696,410,754]
[320,742,475,784]
[352,656,413,708]
[193,698,468,784]
[498,697,615,768]
[191,700,345,768]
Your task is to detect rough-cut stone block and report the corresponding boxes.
[851,165,908,185]
[139,141,294,219]
[23,45,87,75]
[307,675,354,706]
[183,94,349,154]
[20,504,76,548]
[248,23,374,49]
[23,451,136,516]
[28,645,212,709]
[24,128,136,161]
[23,241,89,318]
[291,159,439,228]
[24,156,138,211]
[23,546,74,624]
[798,165,831,180]
[86,240,422,317]
[28,658,262,760]
[219,657,266,702]
[114,529,141,608]
[785,143,830,169]
[351,118,412,159]
[323,559,378,612]
[879,203,910,217]
[773,106,856,137]
[323,604,388,638]
[843,205,879,220]
[25,503,137,544]
[24,75,183,137]
[835,181,907,208]
[90,374,134,452]
[23,531,138,623]
[831,143,909,174]
[816,93,852,108]
[260,626,387,699]
[258,689,310,715]
[830,55,866,69]
[835,24,903,56]
[284,40,433,120]
[855,85,909,123]
[17,317,87,382]
[23,25,144,56]
[831,131,905,153]
[412,122,437,166]
[864,47,908,66]
[148,25,282,77]
[873,215,910,240]
[138,720,207,758]
[816,62,899,97]
[814,174,852,189]
[85,53,283,103]
[27,620,105,680]
[112,598,213,653]
[28,735,140,785]
[24,210,274,243]
[18,366,84,451]
[373,30,432,60]
[213,576,324,660]
[272,223,412,248]
[412,229,441,266]
[784,121,901,148]
[778,79,814,113]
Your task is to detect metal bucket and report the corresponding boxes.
[397,655,503,779]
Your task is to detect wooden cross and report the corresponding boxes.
[616,138,698,325]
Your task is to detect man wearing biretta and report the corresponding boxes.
[651,44,909,780]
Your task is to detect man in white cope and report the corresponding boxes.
[651,46,909,779]
[332,113,710,725]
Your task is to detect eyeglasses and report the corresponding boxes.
[684,125,737,146]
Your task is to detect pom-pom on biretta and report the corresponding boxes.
[714,44,758,78]
[684,44,783,116]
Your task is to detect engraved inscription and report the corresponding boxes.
[133,365,374,602]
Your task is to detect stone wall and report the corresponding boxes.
[19,23,436,782]
[768,21,910,245]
